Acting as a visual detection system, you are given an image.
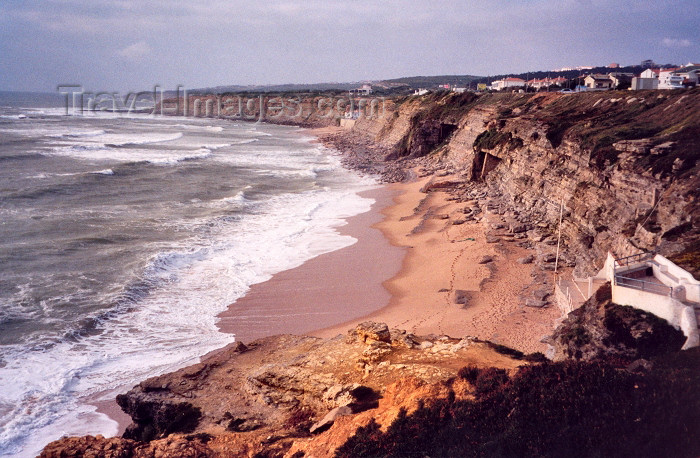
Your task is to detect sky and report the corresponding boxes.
[0,0,698,92]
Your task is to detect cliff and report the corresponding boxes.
[42,89,700,457]
[325,89,700,277]
[41,323,530,457]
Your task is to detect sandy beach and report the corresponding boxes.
[312,175,559,354]
[97,132,560,435]
[217,164,558,354]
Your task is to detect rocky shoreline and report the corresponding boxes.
[40,90,700,456]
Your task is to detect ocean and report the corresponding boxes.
[0,92,376,456]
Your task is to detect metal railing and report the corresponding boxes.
[614,252,654,268]
[614,274,673,296]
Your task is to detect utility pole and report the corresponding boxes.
[554,198,564,274]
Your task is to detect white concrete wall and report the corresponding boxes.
[653,254,700,303]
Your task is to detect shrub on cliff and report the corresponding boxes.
[550,282,686,363]
[336,350,700,457]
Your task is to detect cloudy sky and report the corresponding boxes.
[0,0,697,92]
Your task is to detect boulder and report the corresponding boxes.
[348,322,391,344]
[525,299,547,308]
[453,290,470,306]
[310,405,353,434]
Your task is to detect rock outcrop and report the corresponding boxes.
[42,323,526,457]
[549,282,687,362]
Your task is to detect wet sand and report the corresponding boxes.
[216,187,405,343]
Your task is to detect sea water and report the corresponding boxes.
[0,93,376,456]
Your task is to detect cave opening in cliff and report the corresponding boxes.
[438,123,458,144]
[473,151,502,180]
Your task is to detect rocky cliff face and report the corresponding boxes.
[334,89,700,276]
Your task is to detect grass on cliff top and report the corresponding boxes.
[336,349,700,458]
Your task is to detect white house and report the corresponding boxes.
[490,77,526,91]
[556,252,700,350]
[584,74,613,90]
[658,70,684,89]
[640,68,659,79]
[676,66,700,86]
[527,77,568,90]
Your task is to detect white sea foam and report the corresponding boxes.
[47,129,107,139]
[47,144,211,165]
[0,184,377,457]
[0,121,379,457]
[91,169,114,175]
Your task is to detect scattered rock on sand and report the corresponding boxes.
[453,290,470,306]
[486,235,500,243]
[478,255,493,264]
[525,299,547,308]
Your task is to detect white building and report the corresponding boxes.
[490,77,526,91]
[631,77,658,90]
[557,252,699,350]
[658,70,684,89]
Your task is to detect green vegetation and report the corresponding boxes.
[337,350,700,458]
[473,129,518,152]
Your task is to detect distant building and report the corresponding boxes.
[490,77,526,91]
[526,76,568,90]
[608,72,634,89]
[608,62,620,68]
[658,69,684,89]
[676,66,700,86]
[640,68,660,79]
[583,74,613,90]
[641,59,656,68]
[452,87,467,93]
[631,77,658,90]
[351,84,373,95]
[414,89,429,96]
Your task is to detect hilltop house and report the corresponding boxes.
[675,66,699,86]
[635,67,688,90]
[608,72,634,89]
[631,76,658,90]
[658,69,684,89]
[490,77,526,91]
[527,76,568,90]
[350,84,373,96]
[584,74,613,90]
